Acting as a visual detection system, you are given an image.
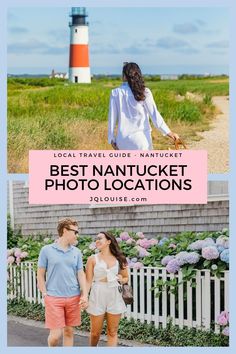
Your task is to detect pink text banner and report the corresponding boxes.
[29,150,207,205]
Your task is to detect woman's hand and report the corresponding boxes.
[118,266,129,284]
[116,274,123,283]
[111,140,119,150]
[79,294,88,310]
[167,132,180,141]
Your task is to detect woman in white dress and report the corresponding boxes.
[108,62,179,150]
[86,232,128,346]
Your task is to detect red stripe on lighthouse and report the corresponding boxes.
[69,44,89,67]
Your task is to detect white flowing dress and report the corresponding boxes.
[108,83,170,150]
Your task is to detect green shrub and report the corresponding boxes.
[7,299,228,346]
[203,94,213,106]
[7,214,22,249]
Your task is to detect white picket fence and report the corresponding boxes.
[8,262,229,333]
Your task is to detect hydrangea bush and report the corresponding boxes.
[7,229,229,275]
[107,229,229,278]
[7,228,229,335]
[7,235,54,266]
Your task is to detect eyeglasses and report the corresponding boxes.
[66,228,79,236]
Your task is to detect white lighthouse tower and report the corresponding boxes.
[69,7,91,83]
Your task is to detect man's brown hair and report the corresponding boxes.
[57,218,78,237]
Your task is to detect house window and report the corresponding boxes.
[75,29,77,33]
[75,76,78,83]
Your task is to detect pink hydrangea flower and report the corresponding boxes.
[126,238,134,245]
[14,248,21,258]
[202,246,219,260]
[133,262,144,269]
[136,238,150,249]
[137,238,157,249]
[16,257,21,265]
[136,246,150,258]
[149,238,158,246]
[217,315,228,326]
[120,232,130,241]
[7,249,14,257]
[169,243,177,249]
[217,311,229,326]
[20,251,28,258]
[136,232,145,239]
[7,256,15,264]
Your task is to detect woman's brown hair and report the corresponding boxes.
[100,231,127,270]
[122,62,146,101]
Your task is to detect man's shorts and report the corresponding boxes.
[44,295,81,329]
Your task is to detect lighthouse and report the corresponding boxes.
[69,7,91,83]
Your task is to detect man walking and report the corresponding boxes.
[37,218,88,346]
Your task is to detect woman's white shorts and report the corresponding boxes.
[87,282,127,316]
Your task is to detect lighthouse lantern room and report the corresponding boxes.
[69,7,91,83]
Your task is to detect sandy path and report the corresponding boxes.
[188,96,229,173]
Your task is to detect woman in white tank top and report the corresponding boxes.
[108,62,179,150]
[86,231,129,346]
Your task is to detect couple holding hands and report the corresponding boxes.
[37,218,128,347]
[37,63,179,348]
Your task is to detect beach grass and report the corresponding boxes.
[8,77,229,173]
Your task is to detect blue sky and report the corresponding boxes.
[7,7,229,75]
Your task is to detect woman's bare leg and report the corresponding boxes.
[89,314,105,346]
[106,313,121,347]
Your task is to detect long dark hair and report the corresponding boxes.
[101,231,127,270]
[122,62,146,101]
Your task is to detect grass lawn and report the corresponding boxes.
[8,77,229,173]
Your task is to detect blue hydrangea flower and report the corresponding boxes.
[175,251,189,265]
[220,249,229,264]
[186,252,200,264]
[203,238,215,247]
[216,235,229,249]
[217,245,225,253]
[161,255,175,266]
[189,238,215,251]
[166,259,180,274]
[159,237,169,246]
[188,240,206,251]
